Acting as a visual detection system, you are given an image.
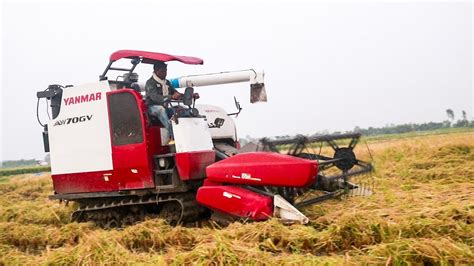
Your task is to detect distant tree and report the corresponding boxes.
[245,135,257,142]
[462,110,467,120]
[446,109,454,121]
[1,159,38,168]
[443,120,451,128]
[239,138,250,146]
[454,121,465,127]
[44,153,50,164]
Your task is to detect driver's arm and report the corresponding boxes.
[168,82,182,100]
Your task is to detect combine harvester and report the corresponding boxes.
[36,50,372,227]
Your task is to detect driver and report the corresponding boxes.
[145,61,182,143]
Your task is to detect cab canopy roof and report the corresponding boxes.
[110,50,204,65]
[100,50,203,81]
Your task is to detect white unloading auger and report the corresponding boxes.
[169,69,267,103]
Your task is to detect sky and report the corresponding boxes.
[0,0,472,161]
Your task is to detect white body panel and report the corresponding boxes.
[160,128,170,144]
[49,81,112,175]
[172,117,214,153]
[195,104,237,142]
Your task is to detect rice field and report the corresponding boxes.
[0,131,473,265]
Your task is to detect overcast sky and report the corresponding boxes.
[1,0,472,161]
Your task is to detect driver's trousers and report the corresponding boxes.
[149,105,174,139]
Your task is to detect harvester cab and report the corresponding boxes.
[36,50,372,227]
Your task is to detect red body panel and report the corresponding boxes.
[110,50,204,65]
[206,152,318,187]
[175,150,216,180]
[146,126,168,160]
[196,185,273,221]
[52,170,118,193]
[110,143,154,190]
[203,179,222,186]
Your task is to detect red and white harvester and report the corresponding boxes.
[36,50,372,227]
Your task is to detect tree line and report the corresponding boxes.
[1,159,39,168]
[242,109,473,144]
[354,109,472,136]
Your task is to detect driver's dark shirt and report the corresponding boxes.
[145,77,178,106]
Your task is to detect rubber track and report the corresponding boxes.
[72,192,202,224]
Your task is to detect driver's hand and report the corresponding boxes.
[171,92,182,100]
[193,93,200,99]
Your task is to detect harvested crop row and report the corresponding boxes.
[0,132,472,265]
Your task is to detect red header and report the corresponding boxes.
[109,50,204,65]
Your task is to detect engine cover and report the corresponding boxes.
[206,152,318,187]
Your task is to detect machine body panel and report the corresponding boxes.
[49,81,113,175]
[206,152,318,187]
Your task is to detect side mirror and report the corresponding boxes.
[234,97,242,113]
[131,58,140,65]
[183,87,194,106]
[227,96,243,117]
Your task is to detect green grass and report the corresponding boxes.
[363,127,474,142]
[0,166,51,178]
